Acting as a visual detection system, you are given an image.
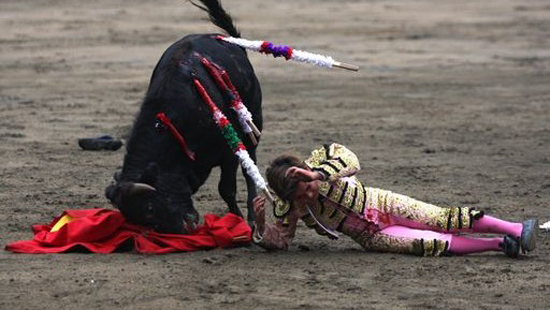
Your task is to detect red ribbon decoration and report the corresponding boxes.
[200,57,241,109]
[155,112,195,161]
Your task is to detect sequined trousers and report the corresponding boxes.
[339,188,483,257]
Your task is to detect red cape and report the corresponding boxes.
[5,208,251,254]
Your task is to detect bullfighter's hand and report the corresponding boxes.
[253,195,266,232]
[285,167,323,182]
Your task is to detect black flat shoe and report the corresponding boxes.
[521,218,538,253]
[78,135,123,151]
[500,235,520,258]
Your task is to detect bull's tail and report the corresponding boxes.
[190,0,240,38]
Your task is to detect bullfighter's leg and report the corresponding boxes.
[364,188,536,253]
[219,157,243,217]
[364,188,523,236]
[341,216,518,257]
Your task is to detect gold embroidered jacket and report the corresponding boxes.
[255,143,366,250]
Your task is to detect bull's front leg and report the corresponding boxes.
[242,149,258,224]
[218,158,243,218]
[196,56,262,221]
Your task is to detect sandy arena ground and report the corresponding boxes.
[1,0,549,309]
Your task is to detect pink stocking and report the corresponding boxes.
[448,235,502,255]
[472,215,522,237]
[379,226,504,256]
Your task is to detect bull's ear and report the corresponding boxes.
[105,183,122,206]
[139,162,159,186]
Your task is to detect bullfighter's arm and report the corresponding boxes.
[252,200,304,251]
[304,143,360,182]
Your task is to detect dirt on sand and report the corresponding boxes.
[1,0,549,309]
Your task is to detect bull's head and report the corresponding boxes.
[105,163,199,234]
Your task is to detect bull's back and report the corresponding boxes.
[139,34,262,164]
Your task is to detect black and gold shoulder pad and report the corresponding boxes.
[273,199,291,218]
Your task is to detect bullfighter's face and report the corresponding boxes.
[292,179,320,206]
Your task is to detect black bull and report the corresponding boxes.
[105,4,262,234]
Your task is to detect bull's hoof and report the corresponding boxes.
[182,213,199,234]
[78,135,123,151]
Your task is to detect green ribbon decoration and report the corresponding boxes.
[221,124,241,151]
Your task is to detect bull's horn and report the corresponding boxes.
[129,183,156,196]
